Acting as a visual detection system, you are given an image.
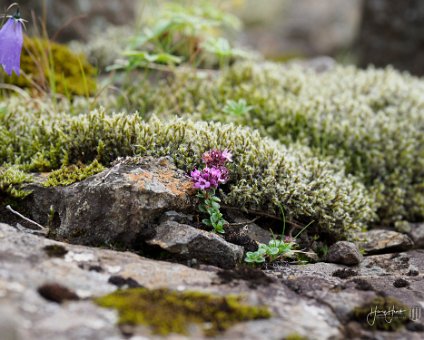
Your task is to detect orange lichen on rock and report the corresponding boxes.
[126,168,195,198]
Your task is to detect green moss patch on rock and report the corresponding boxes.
[43,160,105,187]
[94,287,271,336]
[351,296,410,331]
[0,166,33,200]
[4,37,97,97]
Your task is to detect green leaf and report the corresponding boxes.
[266,247,279,256]
[202,218,212,226]
[211,201,220,210]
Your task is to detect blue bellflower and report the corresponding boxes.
[0,17,24,76]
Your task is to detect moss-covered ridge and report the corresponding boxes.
[94,287,271,336]
[132,61,424,227]
[0,103,375,240]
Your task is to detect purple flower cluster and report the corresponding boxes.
[202,149,232,167]
[191,149,232,190]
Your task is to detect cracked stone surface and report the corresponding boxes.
[1,222,423,339]
[0,223,343,340]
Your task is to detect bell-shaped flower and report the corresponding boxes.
[0,17,24,76]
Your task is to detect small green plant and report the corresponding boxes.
[190,149,232,233]
[110,1,247,71]
[245,239,296,264]
[245,204,314,264]
[197,189,226,233]
[222,98,253,117]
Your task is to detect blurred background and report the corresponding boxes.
[1,0,423,75]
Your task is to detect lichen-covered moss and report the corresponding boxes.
[94,287,271,336]
[352,296,410,331]
[127,61,424,227]
[0,166,32,200]
[43,160,105,187]
[4,37,97,96]
[0,101,376,239]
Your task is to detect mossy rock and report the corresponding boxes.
[0,166,32,200]
[0,103,376,240]
[43,160,105,187]
[4,37,97,97]
[95,287,271,336]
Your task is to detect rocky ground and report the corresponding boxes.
[1,157,423,339]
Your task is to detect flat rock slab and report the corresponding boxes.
[357,229,414,254]
[147,220,244,269]
[0,223,346,340]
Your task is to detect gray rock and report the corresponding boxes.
[357,229,414,254]
[147,220,244,269]
[0,222,344,339]
[326,241,363,265]
[159,210,193,225]
[11,157,195,247]
[357,0,424,76]
[225,211,272,244]
[408,223,424,248]
[0,306,22,340]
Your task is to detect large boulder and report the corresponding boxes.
[7,157,195,248]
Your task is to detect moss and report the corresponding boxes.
[4,37,97,97]
[285,333,308,340]
[0,166,32,201]
[43,160,105,187]
[94,287,271,336]
[352,296,410,331]
[0,103,376,239]
[129,61,424,227]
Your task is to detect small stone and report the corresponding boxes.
[108,276,141,288]
[327,241,363,265]
[408,223,424,248]
[357,229,414,254]
[37,283,79,303]
[406,267,419,276]
[393,278,409,288]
